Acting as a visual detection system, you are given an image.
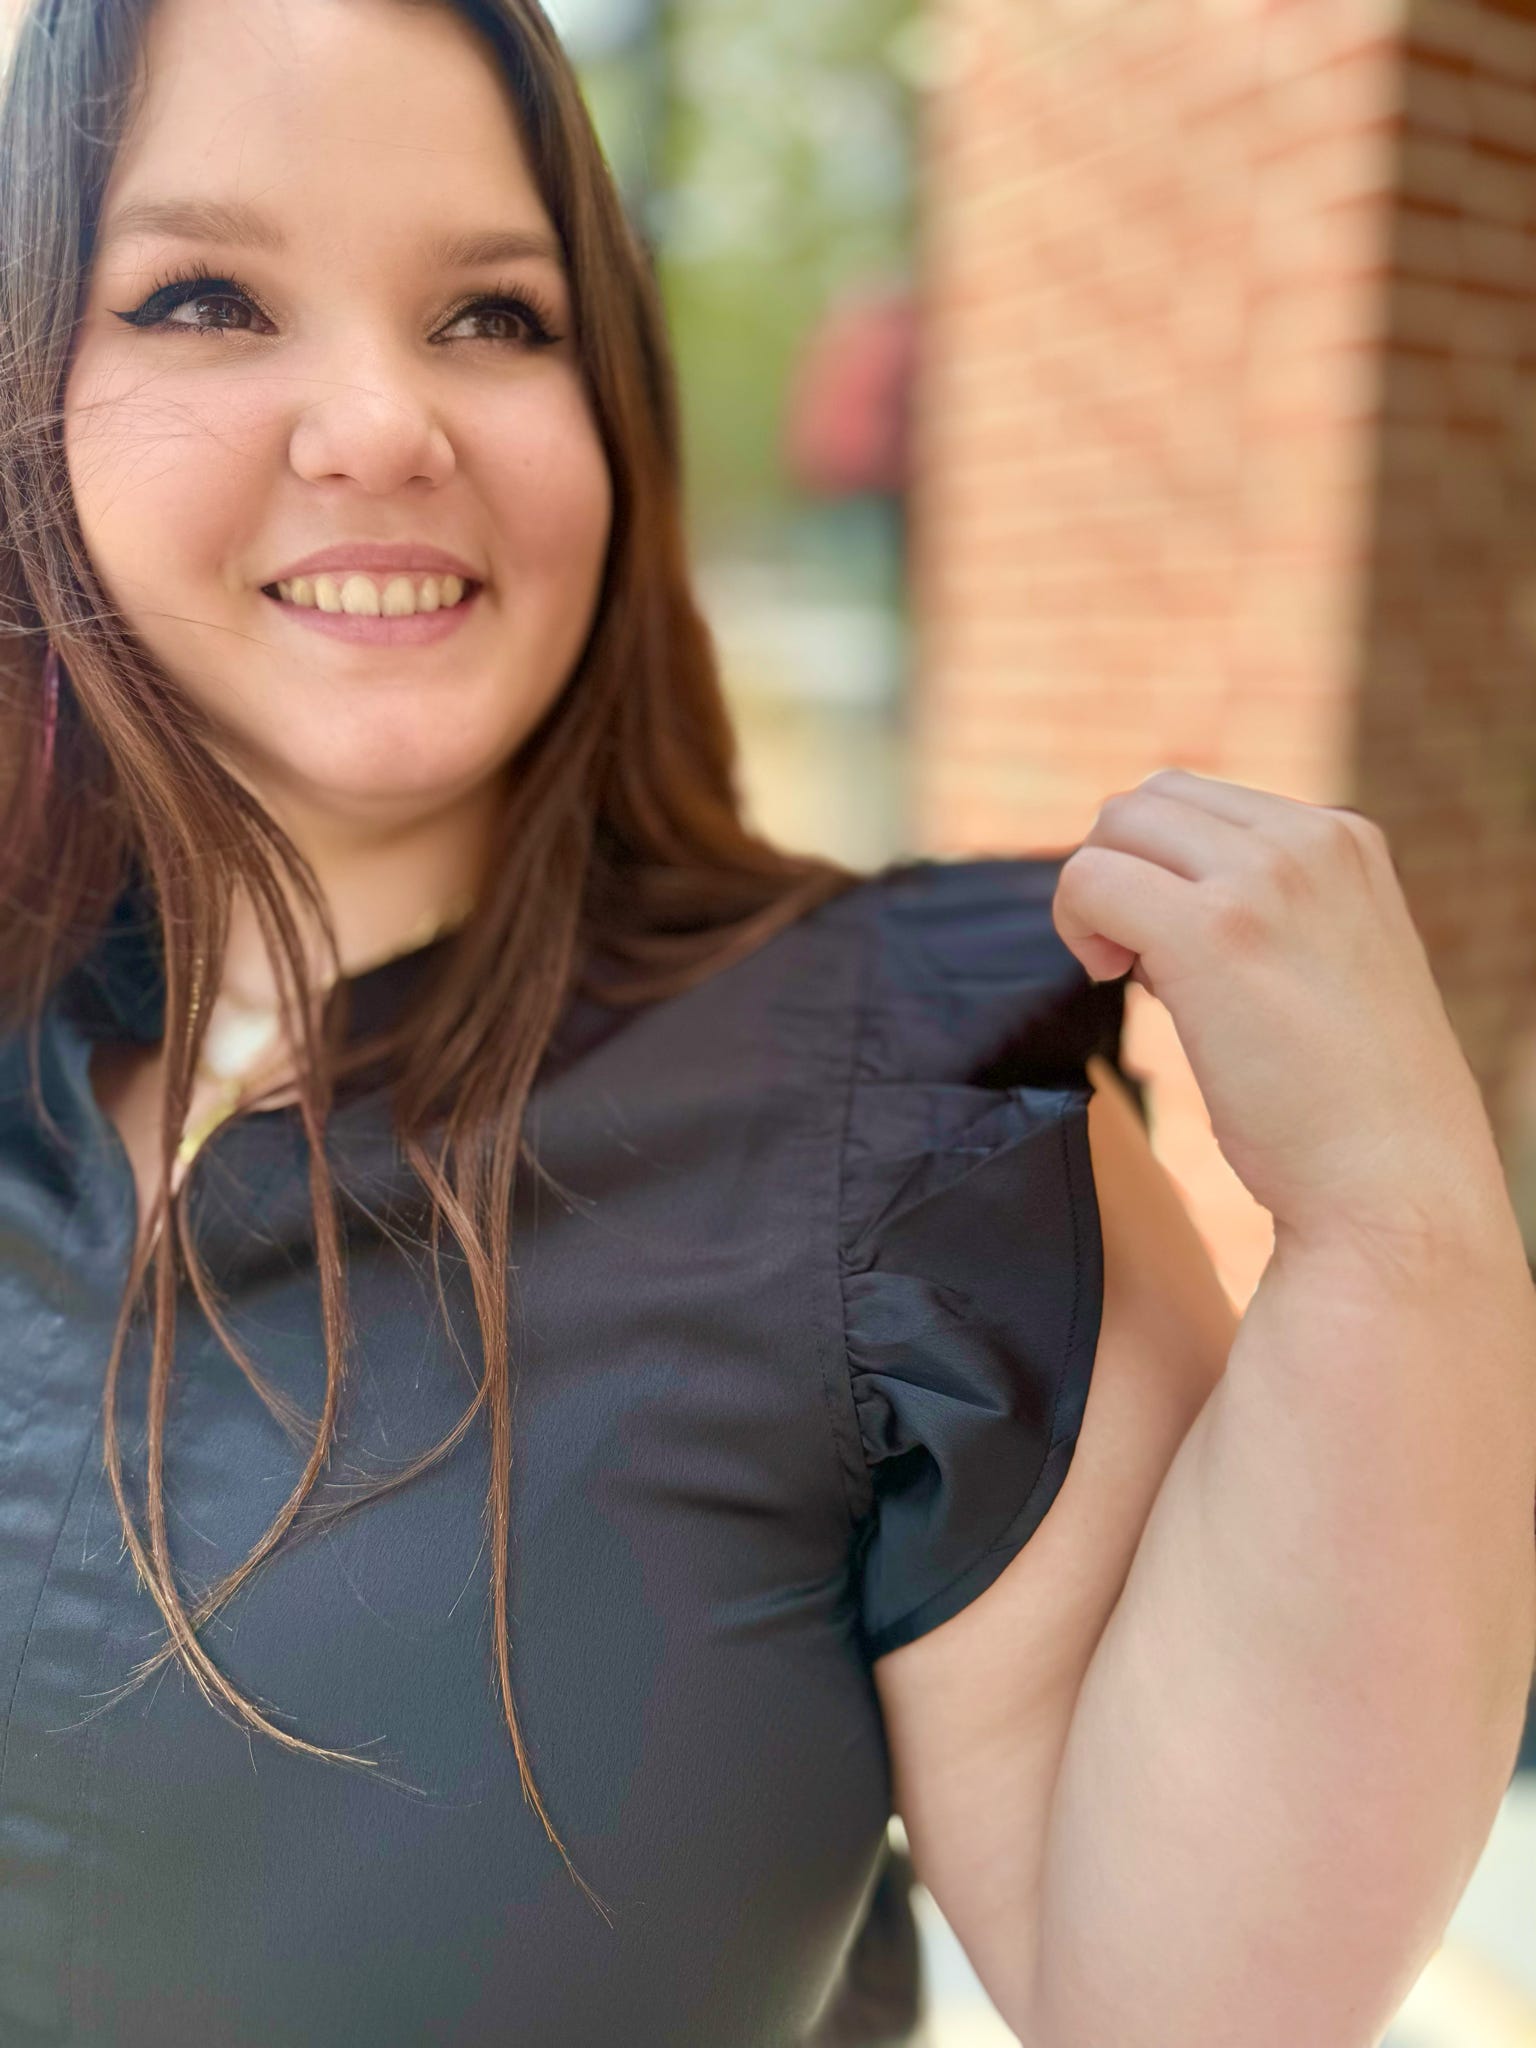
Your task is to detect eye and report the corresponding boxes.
[115,267,270,335]
[440,290,564,349]
[112,267,566,351]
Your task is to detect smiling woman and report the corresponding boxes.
[64,2,609,851]
[0,2,1145,2045]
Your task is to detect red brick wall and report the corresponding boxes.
[1359,0,1536,1261]
[911,0,1536,1304]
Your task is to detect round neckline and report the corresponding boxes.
[56,869,463,1052]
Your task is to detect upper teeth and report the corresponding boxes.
[274,572,469,616]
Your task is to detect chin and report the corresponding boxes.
[220,727,497,823]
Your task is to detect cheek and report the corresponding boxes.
[479,386,612,583]
[63,346,613,621]
[63,352,251,585]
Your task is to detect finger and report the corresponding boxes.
[1139,766,1314,831]
[1067,932,1138,982]
[1135,770,1383,878]
[1053,842,1194,969]
[1085,787,1252,885]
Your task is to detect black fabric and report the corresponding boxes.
[0,853,1137,2047]
[841,857,1137,1661]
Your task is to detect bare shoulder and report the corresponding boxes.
[870,1054,1241,2031]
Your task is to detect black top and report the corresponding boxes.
[0,853,1137,2047]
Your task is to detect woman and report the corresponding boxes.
[4,2,1532,2045]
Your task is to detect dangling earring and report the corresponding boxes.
[38,641,61,792]
[2,642,60,868]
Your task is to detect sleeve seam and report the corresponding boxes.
[824,881,882,1533]
[1049,1078,1087,1452]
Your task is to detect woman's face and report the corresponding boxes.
[64,0,613,835]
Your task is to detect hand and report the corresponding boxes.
[1051,768,1510,1253]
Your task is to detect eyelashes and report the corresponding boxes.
[111,264,566,351]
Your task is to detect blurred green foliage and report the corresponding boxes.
[593,0,920,564]
[659,0,921,561]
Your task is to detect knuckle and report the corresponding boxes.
[1321,804,1380,850]
[1352,812,1390,856]
[1201,881,1268,954]
[1095,789,1135,827]
[1313,807,1384,881]
[1257,834,1312,898]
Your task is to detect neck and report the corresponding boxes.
[210,773,502,1016]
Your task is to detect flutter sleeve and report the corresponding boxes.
[838,854,1147,1663]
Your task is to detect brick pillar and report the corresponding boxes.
[1360,0,1536,1263]
[911,0,1536,1305]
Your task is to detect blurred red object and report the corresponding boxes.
[782,284,916,498]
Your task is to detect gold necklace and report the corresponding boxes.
[175,890,475,1174]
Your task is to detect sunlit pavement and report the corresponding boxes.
[917,1776,1536,2047]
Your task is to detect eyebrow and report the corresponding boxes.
[97,196,567,272]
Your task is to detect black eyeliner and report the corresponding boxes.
[111,267,564,346]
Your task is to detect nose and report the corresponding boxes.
[286,375,456,494]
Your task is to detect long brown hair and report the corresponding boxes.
[0,0,865,1919]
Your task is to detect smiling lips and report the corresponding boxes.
[265,570,474,616]
[260,572,483,646]
[264,540,484,584]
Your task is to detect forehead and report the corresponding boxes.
[105,0,555,248]
[97,194,567,280]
